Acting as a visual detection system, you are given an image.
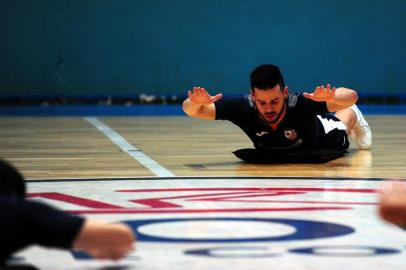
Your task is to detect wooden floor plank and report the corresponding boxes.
[1,115,405,180]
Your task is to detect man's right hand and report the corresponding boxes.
[188,87,223,106]
[182,87,222,120]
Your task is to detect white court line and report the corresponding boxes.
[84,117,175,177]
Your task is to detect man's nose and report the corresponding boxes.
[264,104,274,112]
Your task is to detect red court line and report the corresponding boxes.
[197,200,377,205]
[129,191,302,208]
[67,206,351,215]
[117,187,377,193]
[27,192,124,209]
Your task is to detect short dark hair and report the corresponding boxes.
[0,159,26,197]
[250,64,285,91]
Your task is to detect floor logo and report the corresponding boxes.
[27,186,376,214]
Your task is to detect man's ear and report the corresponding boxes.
[284,86,289,98]
[250,89,255,100]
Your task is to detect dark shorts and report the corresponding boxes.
[312,114,349,150]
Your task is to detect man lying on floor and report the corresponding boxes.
[182,64,372,163]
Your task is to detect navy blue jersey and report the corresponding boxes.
[215,93,348,151]
[0,196,84,265]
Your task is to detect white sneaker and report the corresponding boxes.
[350,104,372,150]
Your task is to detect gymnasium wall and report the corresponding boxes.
[0,0,405,100]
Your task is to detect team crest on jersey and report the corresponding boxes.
[284,129,298,140]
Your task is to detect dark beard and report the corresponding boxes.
[259,100,286,125]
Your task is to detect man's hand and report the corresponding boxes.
[74,220,135,261]
[188,87,223,106]
[379,181,406,227]
[303,84,336,102]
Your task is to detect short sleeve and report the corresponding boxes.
[214,98,228,120]
[214,96,252,122]
[21,199,85,248]
[0,197,85,264]
[294,94,329,115]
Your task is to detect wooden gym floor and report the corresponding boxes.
[0,115,405,180]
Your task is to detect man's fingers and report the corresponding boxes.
[314,87,323,95]
[198,88,207,96]
[190,87,209,96]
[195,88,201,96]
[306,85,337,101]
[188,87,223,106]
[303,92,314,99]
[200,88,210,96]
[211,93,223,102]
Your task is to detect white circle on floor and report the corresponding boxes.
[138,220,296,239]
[209,246,282,257]
[312,246,375,256]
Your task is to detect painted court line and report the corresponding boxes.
[84,117,175,177]
[26,176,398,183]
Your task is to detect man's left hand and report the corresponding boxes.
[303,84,336,102]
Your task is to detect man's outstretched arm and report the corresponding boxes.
[303,84,358,112]
[182,87,222,120]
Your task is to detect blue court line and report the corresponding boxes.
[0,104,183,116]
[357,105,406,115]
[0,104,406,116]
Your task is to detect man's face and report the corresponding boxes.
[251,85,288,124]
